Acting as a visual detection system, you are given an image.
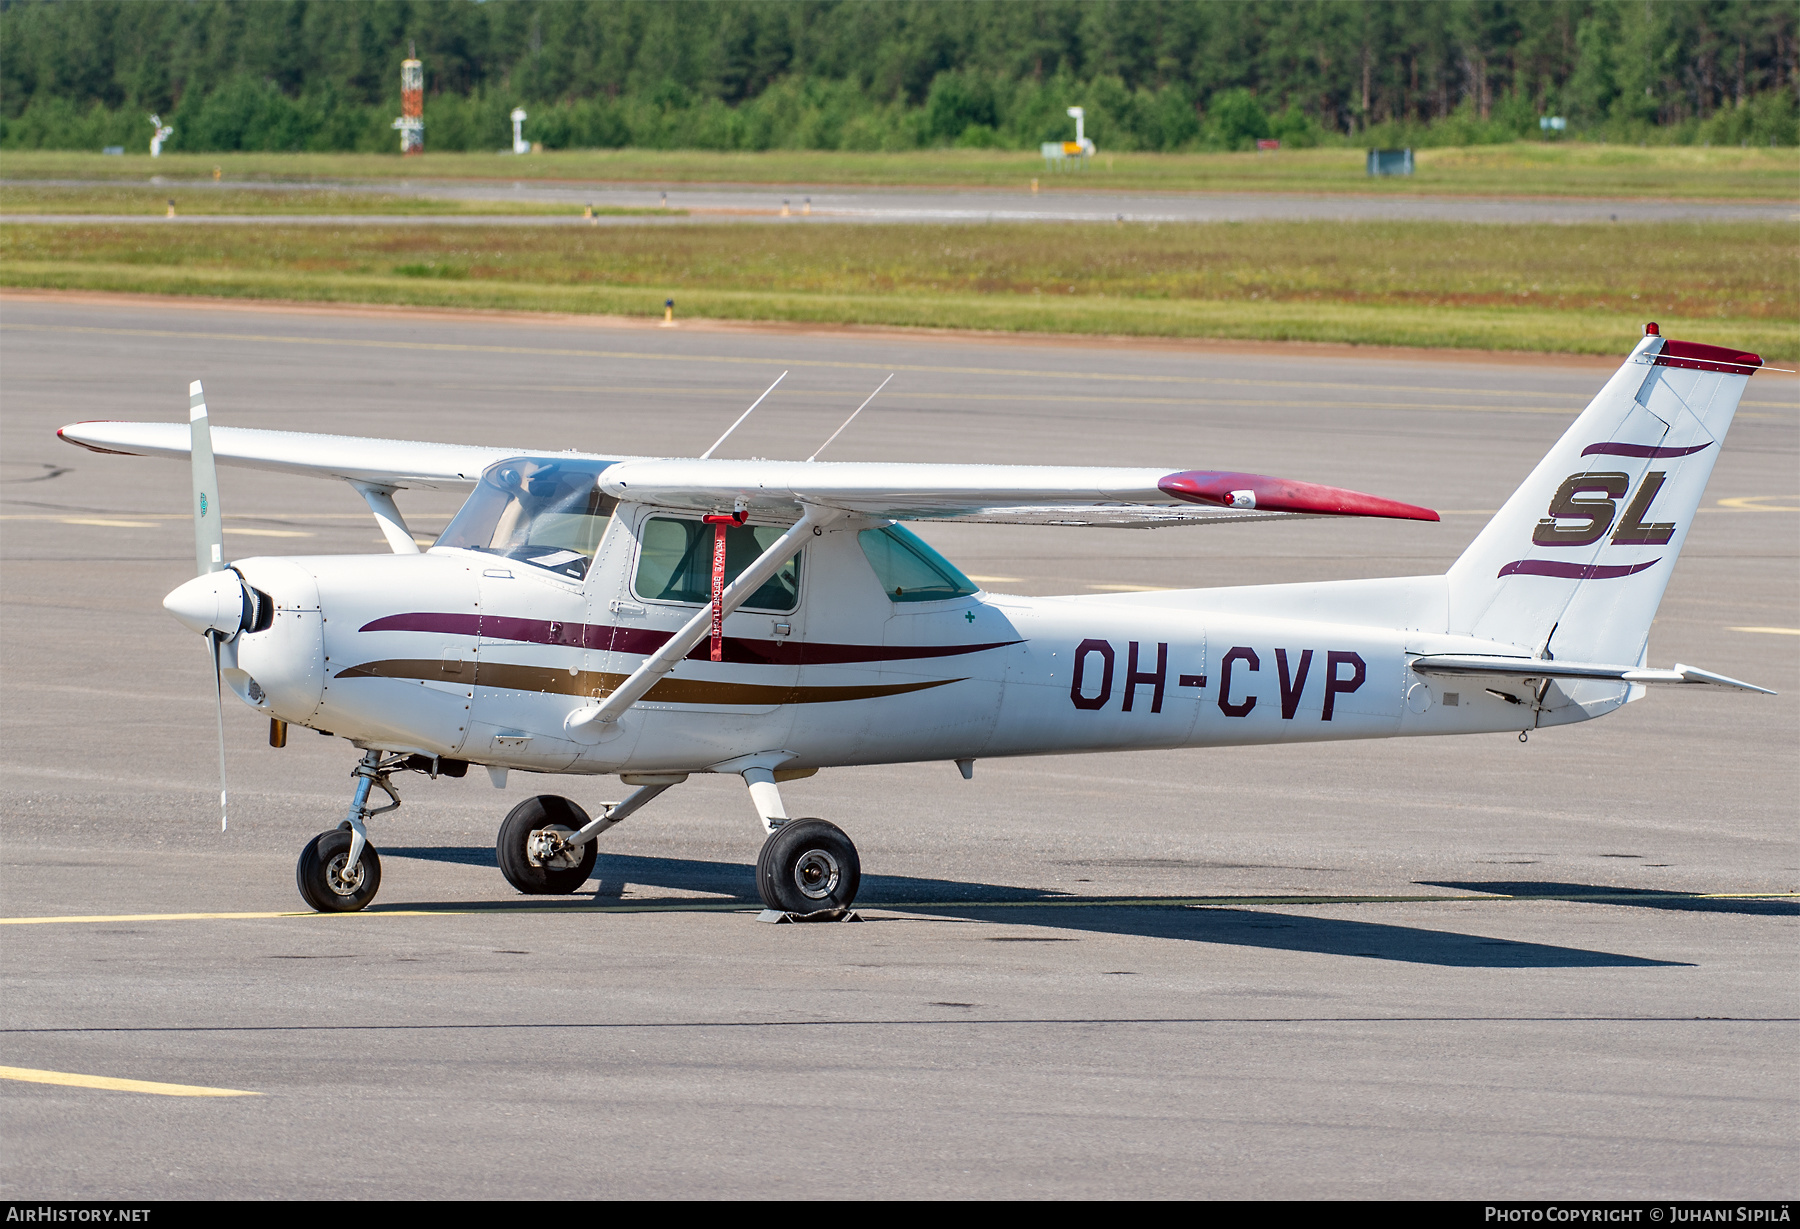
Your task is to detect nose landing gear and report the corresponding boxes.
[295,749,404,913]
[296,828,382,912]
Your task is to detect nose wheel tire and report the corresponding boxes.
[757,819,861,914]
[296,829,382,913]
[497,795,599,895]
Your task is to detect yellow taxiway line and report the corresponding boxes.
[0,910,312,925]
[1,891,1793,927]
[0,1065,259,1097]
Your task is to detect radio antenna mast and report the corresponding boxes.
[807,373,893,462]
[700,371,787,459]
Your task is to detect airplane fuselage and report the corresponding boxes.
[224,505,1619,780]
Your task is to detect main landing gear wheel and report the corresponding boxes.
[757,819,861,915]
[296,829,383,913]
[497,795,599,895]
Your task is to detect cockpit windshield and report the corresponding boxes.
[435,458,616,581]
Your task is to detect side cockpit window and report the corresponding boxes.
[436,459,615,580]
[857,524,979,603]
[634,517,800,612]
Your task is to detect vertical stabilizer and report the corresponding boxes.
[1445,331,1761,665]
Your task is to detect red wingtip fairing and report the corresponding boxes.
[1159,470,1440,522]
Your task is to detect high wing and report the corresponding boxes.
[598,459,1438,527]
[57,421,1436,527]
[55,420,598,492]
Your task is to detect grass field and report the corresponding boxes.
[0,183,681,216]
[4,219,1792,358]
[3,144,1795,199]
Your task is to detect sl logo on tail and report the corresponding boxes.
[1499,439,1713,581]
[1532,470,1676,548]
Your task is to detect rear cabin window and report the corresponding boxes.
[436,459,616,581]
[858,525,980,603]
[634,518,801,612]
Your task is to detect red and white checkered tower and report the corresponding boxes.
[392,44,424,155]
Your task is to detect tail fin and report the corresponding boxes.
[1445,329,1762,664]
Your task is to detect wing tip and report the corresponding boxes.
[1159,470,1439,522]
[56,421,140,456]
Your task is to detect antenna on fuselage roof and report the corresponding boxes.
[699,370,787,460]
[807,373,893,462]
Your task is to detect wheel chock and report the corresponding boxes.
[756,907,862,924]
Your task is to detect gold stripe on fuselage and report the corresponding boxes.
[335,658,962,706]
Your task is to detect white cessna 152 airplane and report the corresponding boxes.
[59,325,1772,918]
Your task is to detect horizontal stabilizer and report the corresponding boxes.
[1411,654,1775,695]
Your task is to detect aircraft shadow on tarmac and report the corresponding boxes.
[1426,881,1799,917]
[381,847,1695,969]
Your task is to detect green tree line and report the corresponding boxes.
[2,0,1794,152]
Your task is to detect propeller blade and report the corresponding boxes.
[189,380,229,832]
[208,631,230,833]
[189,380,224,576]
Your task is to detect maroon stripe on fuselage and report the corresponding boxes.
[364,612,482,637]
[358,610,1019,665]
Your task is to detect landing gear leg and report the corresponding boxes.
[296,749,401,913]
[742,770,861,916]
[741,767,789,835]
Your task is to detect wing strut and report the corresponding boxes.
[349,481,421,554]
[565,506,833,742]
